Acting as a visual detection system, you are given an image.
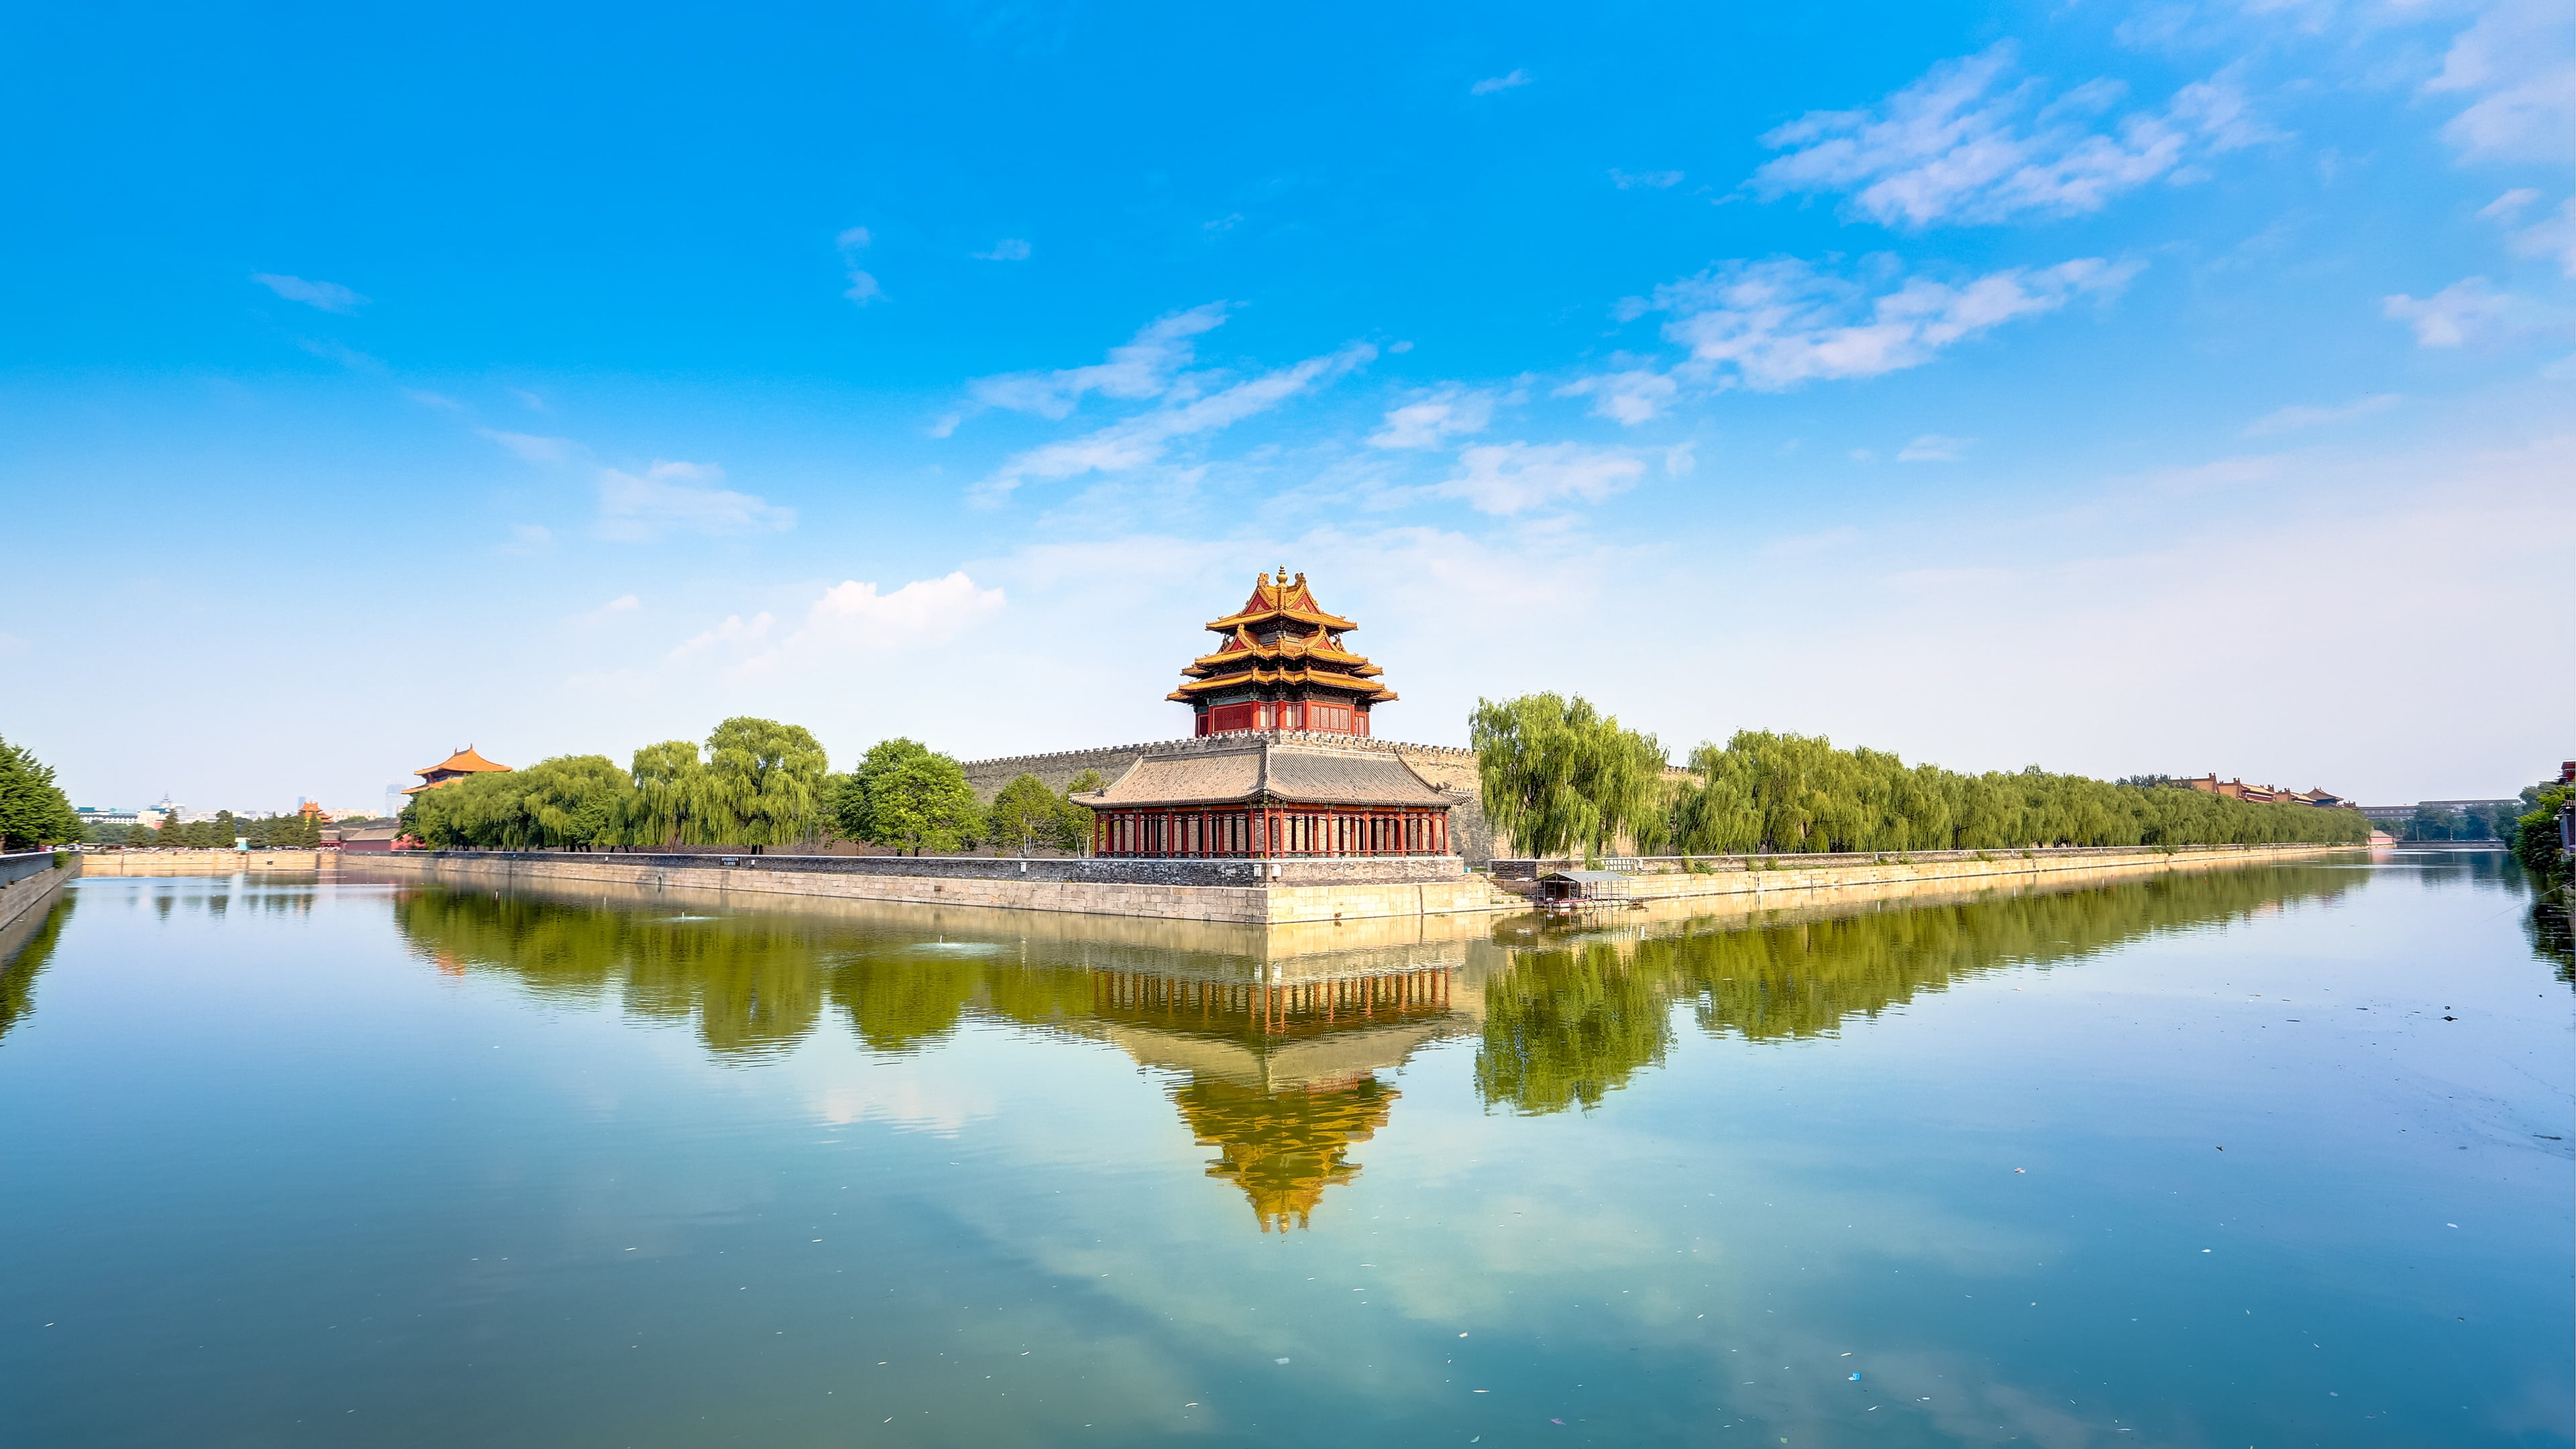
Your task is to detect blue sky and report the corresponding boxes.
[5,0,2569,812]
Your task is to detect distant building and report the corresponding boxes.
[335,824,404,854]
[402,746,513,798]
[2179,775,2354,808]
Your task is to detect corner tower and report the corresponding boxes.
[1169,569,1398,737]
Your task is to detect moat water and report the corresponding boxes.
[1,849,2567,1448]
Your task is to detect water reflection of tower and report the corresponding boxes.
[1085,957,1479,1232]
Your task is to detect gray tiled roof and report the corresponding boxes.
[1077,739,1456,809]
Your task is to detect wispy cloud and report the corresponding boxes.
[1609,168,1684,190]
[252,273,368,313]
[294,337,383,372]
[944,303,1228,435]
[480,429,578,464]
[2424,0,2575,164]
[1553,368,1676,425]
[2381,278,2514,346]
[1896,434,1972,462]
[2245,393,2401,435]
[1436,441,1646,515]
[837,225,883,305]
[575,594,642,627]
[1368,386,1497,448]
[1636,255,2139,390]
[1470,68,1529,95]
[596,461,796,540]
[973,237,1032,261]
[976,343,1376,502]
[1750,43,2271,227]
[2483,191,2576,277]
[672,573,1005,674]
[402,388,463,411]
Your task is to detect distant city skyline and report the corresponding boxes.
[7,0,2569,806]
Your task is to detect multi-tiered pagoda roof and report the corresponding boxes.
[1169,570,1397,737]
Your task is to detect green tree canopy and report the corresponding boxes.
[0,736,83,850]
[1057,769,1104,853]
[1470,694,1667,861]
[625,739,712,848]
[1654,728,2373,855]
[867,751,983,856]
[987,773,1065,855]
[702,716,830,850]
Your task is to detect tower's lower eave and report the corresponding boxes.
[1071,734,1465,860]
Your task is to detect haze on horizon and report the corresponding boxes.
[5,0,2569,812]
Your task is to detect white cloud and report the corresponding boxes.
[2424,0,2576,164]
[673,573,1006,674]
[1470,68,1529,95]
[2381,278,2513,346]
[596,461,796,540]
[974,238,1033,261]
[1368,386,1497,448]
[1641,255,2140,390]
[480,429,577,464]
[2244,393,2401,435]
[977,342,1376,500]
[508,388,549,412]
[950,304,1230,431]
[1436,442,1646,515]
[2487,193,2576,278]
[1750,44,2271,227]
[837,226,883,305]
[252,273,368,313]
[1553,369,1676,425]
[575,594,642,627]
[1896,434,1973,462]
[506,524,553,551]
[1609,168,1684,190]
[402,388,462,410]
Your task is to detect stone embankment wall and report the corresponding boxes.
[0,855,78,936]
[363,851,1520,926]
[959,733,1500,863]
[66,849,330,875]
[1503,843,2357,909]
[357,841,2359,926]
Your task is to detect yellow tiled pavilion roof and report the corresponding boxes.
[1171,570,1396,705]
[1203,570,1358,633]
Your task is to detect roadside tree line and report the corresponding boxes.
[1472,692,2376,861]
[398,717,1097,855]
[0,736,81,851]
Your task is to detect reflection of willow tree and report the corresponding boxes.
[1477,942,1674,1114]
[2526,898,2573,987]
[1169,1075,1397,1232]
[828,955,983,1053]
[391,890,824,1061]
[1479,864,2366,1113]
[0,896,75,1045]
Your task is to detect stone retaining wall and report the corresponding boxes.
[362,851,1519,925]
[417,849,1466,887]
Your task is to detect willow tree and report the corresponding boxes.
[702,716,830,851]
[1471,693,1667,862]
[625,739,712,848]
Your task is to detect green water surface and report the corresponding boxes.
[1,850,2567,1447]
